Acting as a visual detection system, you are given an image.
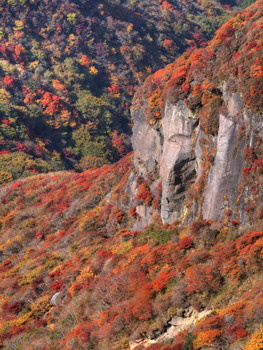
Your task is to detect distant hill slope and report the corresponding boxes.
[0,0,247,181]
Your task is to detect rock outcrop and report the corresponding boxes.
[132,100,198,224]
[128,307,211,350]
[131,92,262,225]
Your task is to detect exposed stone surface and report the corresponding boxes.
[50,292,62,306]
[132,101,198,224]
[134,204,158,230]
[128,308,211,350]
[202,114,245,221]
[131,91,262,225]
[160,101,197,224]
[132,106,161,176]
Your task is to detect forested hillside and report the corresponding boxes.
[0,155,262,350]
[0,0,244,183]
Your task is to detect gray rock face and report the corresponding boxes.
[132,101,198,224]
[132,106,161,176]
[131,91,262,225]
[202,114,245,221]
[201,89,262,222]
[160,102,197,224]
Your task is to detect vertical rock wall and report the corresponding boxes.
[131,92,262,225]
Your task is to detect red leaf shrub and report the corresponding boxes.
[179,237,193,250]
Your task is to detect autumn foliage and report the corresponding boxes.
[0,0,237,182]
[0,0,262,349]
[0,151,261,349]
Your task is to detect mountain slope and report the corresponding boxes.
[0,0,246,180]
[0,156,262,350]
[0,0,262,349]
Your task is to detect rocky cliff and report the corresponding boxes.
[131,2,263,225]
[132,91,262,225]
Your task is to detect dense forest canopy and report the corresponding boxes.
[0,0,247,183]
